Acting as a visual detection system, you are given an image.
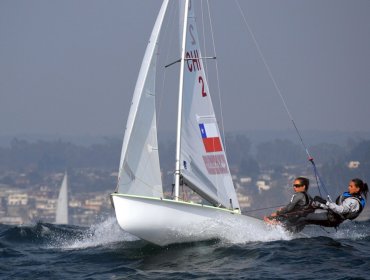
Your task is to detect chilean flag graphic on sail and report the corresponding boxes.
[199,123,223,153]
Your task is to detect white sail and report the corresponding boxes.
[179,1,239,209]
[116,0,169,197]
[55,172,68,224]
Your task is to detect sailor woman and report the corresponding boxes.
[309,178,368,227]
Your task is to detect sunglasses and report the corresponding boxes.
[293,184,304,188]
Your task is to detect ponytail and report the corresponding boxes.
[363,183,368,199]
[352,178,368,199]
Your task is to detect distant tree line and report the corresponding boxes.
[0,136,369,195]
[0,138,122,171]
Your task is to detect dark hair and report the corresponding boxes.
[296,177,310,191]
[352,178,368,199]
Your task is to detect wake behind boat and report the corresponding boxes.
[111,0,269,246]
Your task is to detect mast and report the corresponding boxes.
[174,0,190,201]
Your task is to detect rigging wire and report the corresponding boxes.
[234,0,330,199]
[157,0,177,125]
[242,204,286,214]
[157,1,181,192]
[206,0,228,154]
[202,0,219,193]
[202,0,236,199]
[200,1,217,194]
[201,0,208,75]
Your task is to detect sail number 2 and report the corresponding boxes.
[186,20,207,97]
[198,76,207,97]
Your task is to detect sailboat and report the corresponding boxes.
[111,0,269,246]
[55,172,69,224]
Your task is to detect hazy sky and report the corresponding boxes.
[1,0,370,138]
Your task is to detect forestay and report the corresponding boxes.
[116,0,170,197]
[179,1,239,210]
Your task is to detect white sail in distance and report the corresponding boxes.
[116,0,170,197]
[179,1,239,209]
[55,172,68,224]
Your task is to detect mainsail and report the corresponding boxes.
[179,1,239,209]
[56,172,68,224]
[116,0,169,197]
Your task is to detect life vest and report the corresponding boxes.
[302,192,313,209]
[335,192,366,220]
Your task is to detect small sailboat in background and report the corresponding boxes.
[55,172,69,224]
[111,0,269,246]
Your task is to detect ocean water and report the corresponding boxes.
[1,217,369,280]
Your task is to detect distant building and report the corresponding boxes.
[256,181,270,193]
[240,177,252,184]
[348,161,360,169]
[8,193,28,206]
[69,198,82,208]
[238,194,252,208]
[260,174,271,181]
[0,216,23,225]
[84,198,103,211]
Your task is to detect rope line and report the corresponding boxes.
[207,0,227,155]
[158,1,176,122]
[234,0,330,198]
[242,204,286,213]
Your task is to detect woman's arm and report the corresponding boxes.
[327,198,360,215]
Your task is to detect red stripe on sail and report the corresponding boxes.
[202,137,222,153]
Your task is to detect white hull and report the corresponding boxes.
[112,193,270,246]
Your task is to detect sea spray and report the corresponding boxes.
[215,216,294,244]
[57,216,138,249]
[164,215,294,246]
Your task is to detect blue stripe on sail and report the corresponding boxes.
[199,123,207,139]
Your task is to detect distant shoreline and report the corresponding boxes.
[1,129,369,147]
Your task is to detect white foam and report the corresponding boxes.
[330,222,368,240]
[215,216,294,244]
[56,217,139,250]
[291,220,370,241]
[164,215,294,245]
